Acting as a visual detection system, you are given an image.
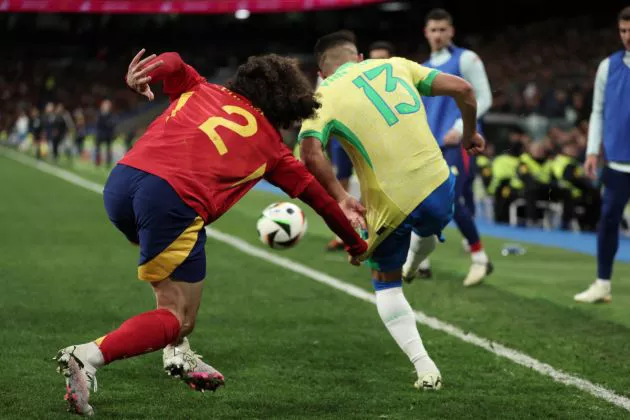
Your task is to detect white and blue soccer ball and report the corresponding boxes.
[257,202,307,249]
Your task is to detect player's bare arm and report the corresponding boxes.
[431,73,485,155]
[300,136,366,230]
[126,49,164,101]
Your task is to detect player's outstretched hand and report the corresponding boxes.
[463,132,485,156]
[339,195,367,231]
[126,49,163,101]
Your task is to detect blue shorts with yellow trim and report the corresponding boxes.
[369,173,456,273]
[104,164,206,283]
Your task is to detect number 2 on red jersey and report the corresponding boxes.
[169,92,258,155]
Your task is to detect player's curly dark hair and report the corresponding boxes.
[226,54,320,130]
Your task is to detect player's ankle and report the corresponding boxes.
[471,249,488,265]
[596,278,611,289]
[412,354,438,376]
[80,342,105,369]
[469,241,483,253]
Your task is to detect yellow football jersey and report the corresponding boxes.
[298,58,450,258]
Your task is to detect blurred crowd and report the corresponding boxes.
[474,127,605,232]
[476,16,614,119]
[4,97,132,167]
[1,12,625,231]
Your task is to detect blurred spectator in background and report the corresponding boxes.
[552,143,600,231]
[567,90,589,127]
[51,103,73,162]
[43,102,56,149]
[73,108,87,158]
[511,142,553,227]
[368,41,395,59]
[95,99,115,167]
[29,106,43,158]
[489,133,523,223]
[10,108,29,147]
[540,88,569,119]
[0,8,623,236]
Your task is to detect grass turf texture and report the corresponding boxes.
[1,154,629,419]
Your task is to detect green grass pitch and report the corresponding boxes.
[1,153,629,419]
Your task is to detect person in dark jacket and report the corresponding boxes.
[29,107,44,159]
[95,99,116,166]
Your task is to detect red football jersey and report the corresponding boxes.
[120,53,314,223]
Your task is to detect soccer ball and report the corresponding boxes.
[256,202,307,249]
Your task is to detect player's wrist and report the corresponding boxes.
[345,238,368,257]
[335,191,351,204]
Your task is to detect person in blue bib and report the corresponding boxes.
[575,6,630,304]
[404,8,493,287]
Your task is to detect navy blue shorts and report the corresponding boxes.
[330,138,353,180]
[369,173,456,272]
[103,164,206,283]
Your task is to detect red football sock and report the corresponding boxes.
[96,309,181,364]
[470,241,483,253]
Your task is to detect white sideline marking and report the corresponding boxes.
[3,146,629,412]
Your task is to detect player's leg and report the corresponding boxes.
[75,135,85,157]
[54,166,217,414]
[575,167,630,303]
[460,154,476,251]
[124,170,223,390]
[449,147,492,286]
[462,156,477,217]
[402,234,436,282]
[154,275,223,392]
[105,138,113,167]
[55,277,201,415]
[154,226,223,391]
[413,148,458,278]
[51,135,61,162]
[402,173,455,283]
[94,137,102,166]
[583,187,602,232]
[327,138,354,251]
[369,228,442,390]
[372,175,459,389]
